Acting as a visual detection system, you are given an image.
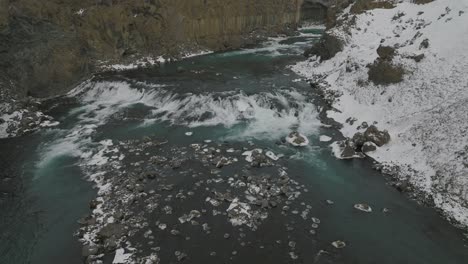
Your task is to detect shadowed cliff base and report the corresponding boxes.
[0,0,331,100]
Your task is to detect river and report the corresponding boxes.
[0,27,467,264]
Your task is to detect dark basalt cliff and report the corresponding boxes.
[0,0,327,99]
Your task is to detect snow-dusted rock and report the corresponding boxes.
[286,131,309,147]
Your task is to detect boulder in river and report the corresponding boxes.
[286,131,309,147]
[82,244,99,257]
[331,240,346,249]
[354,203,372,213]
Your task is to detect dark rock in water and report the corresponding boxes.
[341,141,358,159]
[170,159,183,169]
[354,203,372,213]
[304,33,343,61]
[363,125,390,147]
[98,223,125,239]
[82,244,99,257]
[362,141,377,153]
[251,150,269,168]
[395,181,409,193]
[89,199,100,210]
[286,131,309,146]
[331,240,346,249]
[377,45,395,61]
[78,216,97,226]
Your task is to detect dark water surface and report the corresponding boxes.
[1,27,467,264]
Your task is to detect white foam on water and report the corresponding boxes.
[217,29,322,58]
[37,79,320,170]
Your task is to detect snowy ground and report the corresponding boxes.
[293,0,468,227]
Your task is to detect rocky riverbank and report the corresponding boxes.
[293,0,468,227]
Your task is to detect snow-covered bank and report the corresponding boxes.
[0,101,59,139]
[293,0,468,227]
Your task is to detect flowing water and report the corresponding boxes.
[1,27,467,264]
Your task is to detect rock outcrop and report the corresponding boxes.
[336,125,390,159]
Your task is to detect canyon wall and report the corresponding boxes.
[0,0,323,98]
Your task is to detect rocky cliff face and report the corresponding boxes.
[0,0,320,99]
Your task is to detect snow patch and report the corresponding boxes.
[293,0,468,227]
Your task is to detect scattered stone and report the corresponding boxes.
[286,131,309,147]
[354,203,373,213]
[174,251,187,261]
[82,244,99,257]
[265,151,280,161]
[331,240,346,249]
[289,252,299,260]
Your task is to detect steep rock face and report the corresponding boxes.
[300,0,329,21]
[0,0,319,98]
